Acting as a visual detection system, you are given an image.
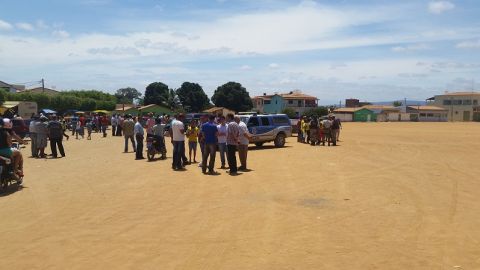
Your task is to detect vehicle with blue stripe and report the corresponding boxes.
[239,114,292,148]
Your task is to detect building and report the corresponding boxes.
[407,106,448,122]
[203,107,235,117]
[345,99,360,108]
[0,80,25,93]
[0,101,38,119]
[362,105,410,122]
[21,87,60,96]
[252,90,318,116]
[137,104,173,116]
[428,91,480,121]
[333,107,376,122]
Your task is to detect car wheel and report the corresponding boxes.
[274,133,286,148]
[255,142,264,147]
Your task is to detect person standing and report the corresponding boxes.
[134,117,145,160]
[201,115,218,175]
[35,116,49,158]
[151,117,167,159]
[116,115,124,136]
[330,115,339,146]
[111,114,118,136]
[186,120,199,163]
[216,116,227,169]
[70,116,78,136]
[47,116,66,158]
[309,116,319,146]
[322,117,333,146]
[236,116,251,171]
[101,115,109,137]
[332,116,342,142]
[29,116,38,158]
[226,113,240,175]
[170,114,186,171]
[122,115,136,153]
[197,115,207,167]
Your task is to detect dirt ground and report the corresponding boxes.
[1,122,480,270]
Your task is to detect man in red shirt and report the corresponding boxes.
[101,115,109,137]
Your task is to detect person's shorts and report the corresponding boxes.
[0,148,13,158]
[189,141,197,150]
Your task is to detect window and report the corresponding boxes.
[260,117,270,126]
[264,100,271,105]
[427,113,434,117]
[452,100,462,105]
[463,100,472,105]
[297,100,302,107]
[288,100,293,104]
[474,100,478,105]
[248,117,259,127]
[272,116,290,125]
[443,100,452,105]
[420,113,426,117]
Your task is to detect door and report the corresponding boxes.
[257,117,275,141]
[463,111,471,121]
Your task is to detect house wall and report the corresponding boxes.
[433,94,480,121]
[335,113,353,122]
[263,95,284,114]
[354,109,376,122]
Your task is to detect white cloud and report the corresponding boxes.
[87,46,141,56]
[269,63,279,69]
[456,40,480,49]
[240,65,252,70]
[428,1,455,14]
[36,20,49,30]
[0,19,13,30]
[52,30,70,38]
[16,22,34,31]
[392,43,430,52]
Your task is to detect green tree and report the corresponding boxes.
[392,101,403,107]
[211,82,253,113]
[115,87,141,104]
[302,107,329,118]
[176,82,210,112]
[144,82,169,106]
[282,107,297,118]
[0,89,6,105]
[79,98,97,111]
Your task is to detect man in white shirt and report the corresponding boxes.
[235,116,251,171]
[134,117,145,160]
[170,114,186,170]
[216,115,227,169]
[111,114,118,136]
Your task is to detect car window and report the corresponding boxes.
[248,117,259,127]
[272,116,290,125]
[260,117,270,126]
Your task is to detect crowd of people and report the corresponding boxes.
[297,115,342,146]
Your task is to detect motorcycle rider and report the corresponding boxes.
[150,117,166,159]
[0,118,25,183]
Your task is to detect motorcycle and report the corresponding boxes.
[146,135,166,161]
[0,156,22,191]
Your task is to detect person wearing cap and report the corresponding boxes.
[47,116,66,158]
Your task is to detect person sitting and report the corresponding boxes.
[3,118,26,177]
[0,118,24,183]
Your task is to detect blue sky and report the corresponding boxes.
[1,0,479,104]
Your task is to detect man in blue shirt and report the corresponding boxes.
[201,114,218,174]
[134,117,145,160]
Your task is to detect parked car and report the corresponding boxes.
[12,119,29,139]
[239,114,292,147]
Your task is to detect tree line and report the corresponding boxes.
[142,81,253,113]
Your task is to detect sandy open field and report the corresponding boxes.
[1,122,480,270]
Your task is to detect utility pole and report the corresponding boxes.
[41,78,45,93]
